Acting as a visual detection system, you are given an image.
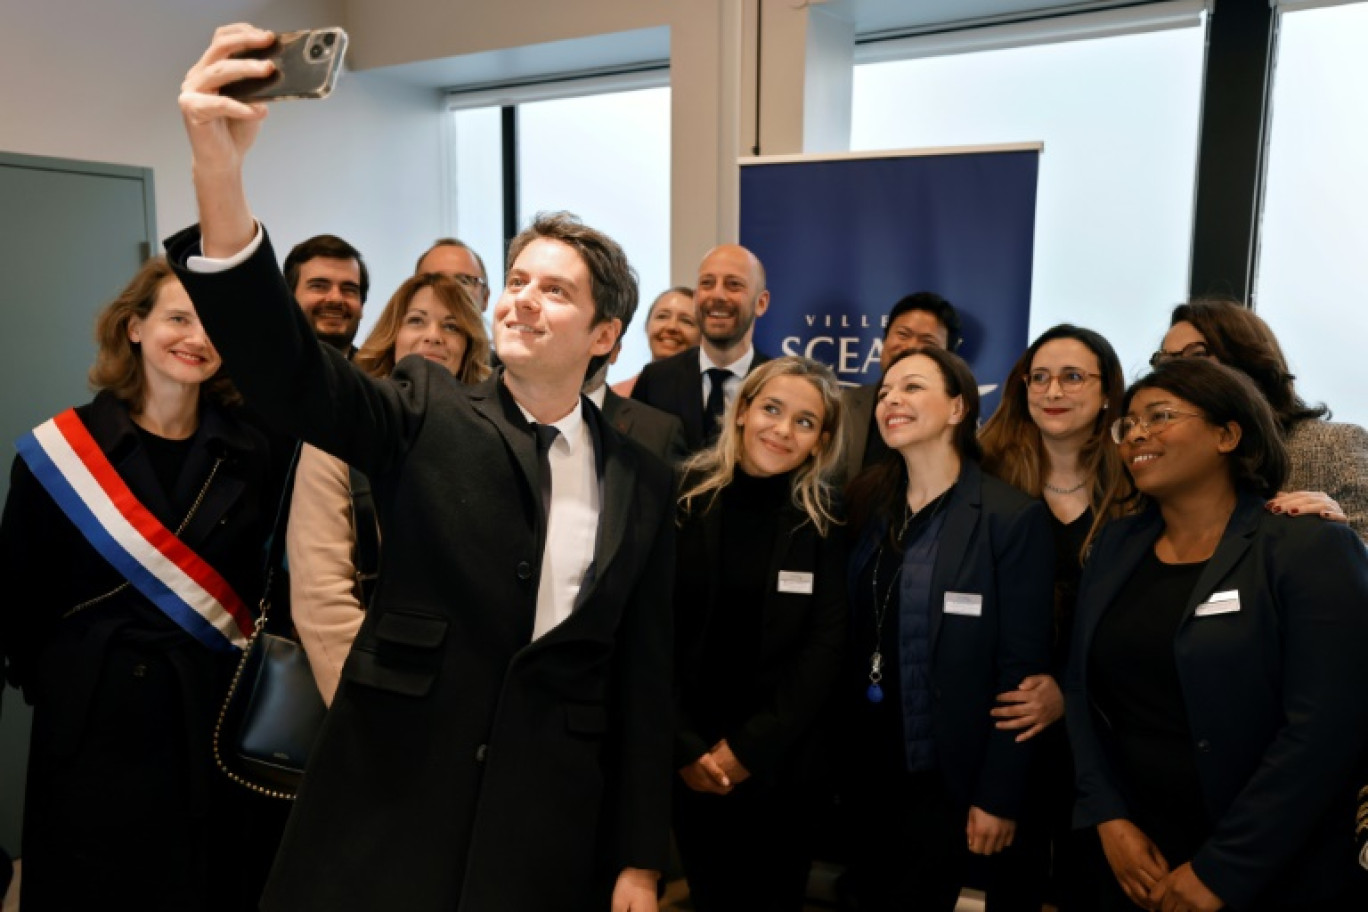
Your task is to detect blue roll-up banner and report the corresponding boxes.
[740,144,1041,410]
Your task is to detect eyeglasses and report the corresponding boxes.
[423,271,487,289]
[1149,342,1212,368]
[1110,408,1202,444]
[450,273,487,289]
[1024,368,1101,392]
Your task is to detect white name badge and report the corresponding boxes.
[777,571,814,595]
[1194,589,1241,617]
[944,591,983,617]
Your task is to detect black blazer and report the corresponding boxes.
[1066,494,1368,909]
[837,383,878,483]
[168,227,676,912]
[848,461,1054,819]
[601,389,687,466]
[631,346,771,453]
[673,483,847,785]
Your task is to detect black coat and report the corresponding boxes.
[673,478,847,785]
[168,226,677,912]
[601,388,687,466]
[847,461,1054,819]
[1066,493,1368,909]
[631,346,771,453]
[0,390,272,911]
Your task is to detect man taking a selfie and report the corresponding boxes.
[170,24,674,912]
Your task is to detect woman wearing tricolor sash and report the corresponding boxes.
[0,257,274,911]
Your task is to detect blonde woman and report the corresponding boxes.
[288,273,489,703]
[672,356,848,911]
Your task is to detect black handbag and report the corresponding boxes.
[213,443,328,800]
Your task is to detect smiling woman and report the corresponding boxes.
[842,346,1054,911]
[0,257,276,909]
[671,356,848,911]
[1068,359,1368,911]
[290,272,489,705]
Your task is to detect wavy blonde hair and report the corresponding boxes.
[678,356,846,536]
[354,273,491,383]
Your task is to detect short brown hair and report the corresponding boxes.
[507,212,638,378]
[89,257,240,409]
[354,273,491,384]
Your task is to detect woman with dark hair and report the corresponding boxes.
[1068,358,1368,911]
[0,258,273,910]
[1156,298,1368,537]
[843,347,1054,910]
[289,272,490,703]
[672,355,848,911]
[978,324,1129,909]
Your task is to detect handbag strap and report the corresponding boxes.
[255,440,306,631]
[348,465,380,609]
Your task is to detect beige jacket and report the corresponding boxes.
[287,443,367,705]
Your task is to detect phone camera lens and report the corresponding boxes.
[322,32,336,47]
[309,42,325,60]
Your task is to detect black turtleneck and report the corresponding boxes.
[695,468,793,739]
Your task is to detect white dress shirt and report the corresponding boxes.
[698,345,756,413]
[516,400,600,641]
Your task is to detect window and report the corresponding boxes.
[449,85,671,383]
[850,14,1206,379]
[1255,1,1368,428]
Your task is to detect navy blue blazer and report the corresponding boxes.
[848,460,1054,819]
[631,346,771,453]
[1066,493,1368,909]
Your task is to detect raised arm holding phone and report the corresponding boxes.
[175,25,674,912]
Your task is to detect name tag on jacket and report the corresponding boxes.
[944,592,983,617]
[1194,589,1241,617]
[777,571,814,594]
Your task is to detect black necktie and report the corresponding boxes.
[533,423,560,530]
[703,368,733,446]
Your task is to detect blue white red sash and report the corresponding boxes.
[16,409,252,652]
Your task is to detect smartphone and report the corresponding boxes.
[222,28,349,102]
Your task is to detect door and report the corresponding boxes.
[0,151,156,858]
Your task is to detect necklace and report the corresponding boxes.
[867,487,951,704]
[1043,478,1086,495]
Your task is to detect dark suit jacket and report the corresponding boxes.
[848,461,1054,819]
[673,482,847,785]
[168,227,676,912]
[631,346,771,453]
[600,389,687,467]
[1066,494,1368,909]
[838,383,878,483]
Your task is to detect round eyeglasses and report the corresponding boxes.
[1149,342,1213,368]
[1110,409,1202,444]
[1024,368,1101,392]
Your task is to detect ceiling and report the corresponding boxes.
[369,0,1166,92]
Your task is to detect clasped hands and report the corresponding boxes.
[1099,819,1224,911]
[678,738,750,795]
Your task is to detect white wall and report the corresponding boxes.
[0,0,446,325]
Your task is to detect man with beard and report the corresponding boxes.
[282,234,369,354]
[631,244,771,453]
